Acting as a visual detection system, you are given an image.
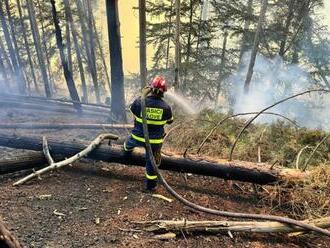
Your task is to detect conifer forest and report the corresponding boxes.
[0,1,329,247]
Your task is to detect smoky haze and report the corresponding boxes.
[229,52,330,131]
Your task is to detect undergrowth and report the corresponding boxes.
[165,110,330,169]
[261,163,330,219]
[164,110,330,218]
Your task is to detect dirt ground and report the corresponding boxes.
[0,107,329,248]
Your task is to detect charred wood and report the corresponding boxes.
[0,134,307,185]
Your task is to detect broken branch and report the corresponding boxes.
[13,133,118,186]
[135,217,330,234]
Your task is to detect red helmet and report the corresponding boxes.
[150,76,167,93]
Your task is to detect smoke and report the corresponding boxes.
[0,73,13,94]
[229,52,330,131]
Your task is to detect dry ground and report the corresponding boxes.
[0,107,329,247]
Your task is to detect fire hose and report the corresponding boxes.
[140,87,330,236]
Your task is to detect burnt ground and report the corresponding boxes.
[0,107,329,248]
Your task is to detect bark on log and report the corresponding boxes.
[0,152,47,175]
[135,217,330,234]
[0,123,133,130]
[0,218,21,248]
[0,134,307,185]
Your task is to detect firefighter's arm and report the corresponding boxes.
[130,97,141,116]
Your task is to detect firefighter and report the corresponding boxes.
[124,76,173,192]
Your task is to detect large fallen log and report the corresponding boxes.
[0,93,111,111]
[0,134,307,185]
[0,100,110,118]
[0,123,133,130]
[134,217,330,234]
[0,152,48,175]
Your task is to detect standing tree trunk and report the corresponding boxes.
[289,1,311,64]
[182,0,194,89]
[139,0,147,89]
[0,35,13,74]
[0,1,26,94]
[91,14,111,95]
[26,0,52,97]
[76,0,92,103]
[86,0,101,103]
[16,0,40,94]
[291,42,299,64]
[279,0,295,57]
[165,0,174,69]
[106,0,126,122]
[76,0,100,103]
[36,0,56,94]
[0,31,13,90]
[4,0,27,94]
[185,0,193,66]
[214,29,229,107]
[50,0,81,112]
[63,0,88,103]
[238,0,254,64]
[174,0,181,90]
[243,0,268,93]
[66,21,73,73]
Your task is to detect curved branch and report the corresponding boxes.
[197,111,299,154]
[302,133,330,171]
[295,146,311,170]
[42,136,54,165]
[229,89,330,161]
[140,88,330,237]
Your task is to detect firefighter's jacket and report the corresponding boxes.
[130,95,173,144]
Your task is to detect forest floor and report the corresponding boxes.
[0,107,329,248]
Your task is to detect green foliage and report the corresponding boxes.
[165,111,330,168]
[145,0,330,105]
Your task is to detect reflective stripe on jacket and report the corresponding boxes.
[130,95,173,143]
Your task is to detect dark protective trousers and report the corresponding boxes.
[123,135,162,190]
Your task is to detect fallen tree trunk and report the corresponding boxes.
[0,123,133,130]
[135,217,330,234]
[0,100,110,118]
[0,218,21,248]
[0,152,47,174]
[0,93,111,112]
[0,134,307,185]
